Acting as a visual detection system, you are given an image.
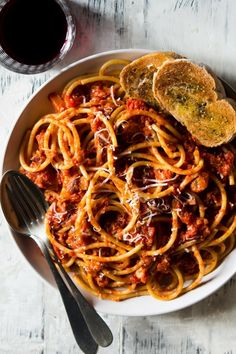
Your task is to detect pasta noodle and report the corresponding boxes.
[19,58,236,301]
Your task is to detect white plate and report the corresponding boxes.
[2,49,236,316]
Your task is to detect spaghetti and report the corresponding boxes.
[19,58,236,301]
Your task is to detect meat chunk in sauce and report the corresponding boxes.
[123,225,156,249]
[175,201,210,243]
[202,150,234,177]
[21,166,56,189]
[155,169,174,181]
[126,98,148,111]
[156,255,171,273]
[180,217,209,243]
[190,172,209,193]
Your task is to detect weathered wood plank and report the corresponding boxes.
[120,278,236,354]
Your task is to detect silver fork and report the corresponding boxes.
[0,170,113,351]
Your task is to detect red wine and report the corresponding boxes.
[0,0,68,65]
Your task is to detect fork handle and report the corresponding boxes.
[34,238,98,354]
[56,259,113,347]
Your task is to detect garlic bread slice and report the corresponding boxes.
[153,59,236,146]
[120,52,182,107]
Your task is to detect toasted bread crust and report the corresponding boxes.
[120,52,182,107]
[153,59,236,146]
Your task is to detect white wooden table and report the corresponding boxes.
[1,1,236,353]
